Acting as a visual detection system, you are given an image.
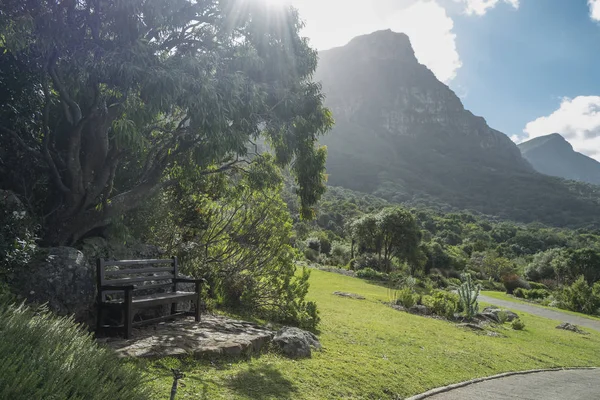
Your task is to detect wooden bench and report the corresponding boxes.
[96,257,205,339]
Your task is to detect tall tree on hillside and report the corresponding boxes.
[351,207,422,272]
[0,0,332,245]
[376,207,422,273]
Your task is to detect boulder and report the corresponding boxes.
[333,291,365,300]
[10,247,96,325]
[409,304,431,315]
[556,322,589,335]
[272,327,321,358]
[79,237,163,266]
[482,307,518,322]
[457,323,484,331]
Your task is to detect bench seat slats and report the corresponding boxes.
[101,259,175,267]
[105,267,174,276]
[103,275,175,285]
[104,291,196,307]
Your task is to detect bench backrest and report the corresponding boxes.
[96,257,179,301]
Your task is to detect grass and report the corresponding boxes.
[136,270,600,399]
[482,291,600,322]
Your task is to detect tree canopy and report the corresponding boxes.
[0,0,332,245]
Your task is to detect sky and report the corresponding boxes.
[283,0,600,161]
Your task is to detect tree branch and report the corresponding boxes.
[0,125,40,156]
[41,75,71,194]
[48,52,82,124]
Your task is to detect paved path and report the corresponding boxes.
[479,294,600,332]
[423,369,600,400]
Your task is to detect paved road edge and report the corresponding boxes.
[405,367,599,400]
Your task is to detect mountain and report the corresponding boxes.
[518,134,600,185]
[315,30,600,227]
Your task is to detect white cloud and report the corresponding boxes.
[456,0,519,16]
[293,0,461,82]
[387,1,461,82]
[510,134,522,143]
[523,96,600,161]
[589,0,600,21]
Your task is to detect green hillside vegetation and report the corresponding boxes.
[290,185,600,317]
[137,269,600,399]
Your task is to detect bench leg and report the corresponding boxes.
[195,281,202,322]
[171,302,177,315]
[96,304,103,335]
[124,290,133,339]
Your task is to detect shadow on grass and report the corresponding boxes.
[226,364,297,400]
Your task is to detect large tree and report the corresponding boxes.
[0,0,331,245]
[351,207,422,273]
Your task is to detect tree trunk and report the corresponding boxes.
[46,176,172,245]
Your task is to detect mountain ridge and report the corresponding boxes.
[315,30,600,227]
[518,133,600,185]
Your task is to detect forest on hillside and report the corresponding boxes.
[288,185,600,316]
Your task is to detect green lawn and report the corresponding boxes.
[137,270,600,399]
[482,291,600,322]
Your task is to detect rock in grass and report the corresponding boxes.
[482,307,518,322]
[457,323,484,331]
[409,305,431,315]
[273,327,321,358]
[333,291,365,300]
[556,322,589,335]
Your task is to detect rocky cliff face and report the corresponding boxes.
[316,29,529,185]
[519,133,600,185]
[314,30,600,226]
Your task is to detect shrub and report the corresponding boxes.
[396,287,417,309]
[447,277,462,287]
[478,279,505,291]
[305,232,333,255]
[429,273,449,289]
[525,289,549,300]
[305,237,321,253]
[415,278,434,295]
[511,319,525,330]
[354,253,386,271]
[502,274,531,294]
[304,248,320,263]
[540,279,559,290]
[0,302,148,400]
[0,201,38,281]
[330,241,352,267]
[422,290,460,318]
[318,235,332,255]
[528,281,548,290]
[356,267,389,281]
[446,269,463,280]
[497,310,508,324]
[556,276,600,315]
[514,288,526,298]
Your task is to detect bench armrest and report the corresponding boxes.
[100,285,135,291]
[174,277,206,284]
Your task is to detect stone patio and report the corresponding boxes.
[98,315,274,358]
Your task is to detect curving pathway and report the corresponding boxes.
[479,294,600,332]
[415,369,600,400]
